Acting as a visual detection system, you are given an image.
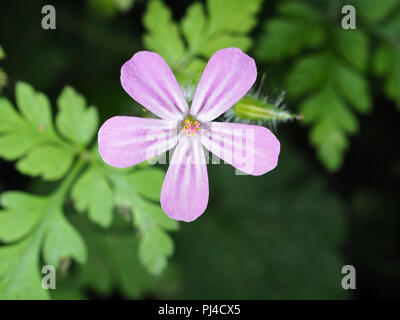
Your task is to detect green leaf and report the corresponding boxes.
[289,53,371,116]
[129,168,165,201]
[206,0,263,34]
[289,54,364,170]
[256,19,324,61]
[139,228,174,275]
[56,86,98,146]
[277,0,322,21]
[0,97,25,132]
[381,55,400,109]
[0,192,44,243]
[310,120,349,171]
[0,239,49,300]
[72,166,114,228]
[373,43,392,75]
[144,0,263,81]
[258,1,373,170]
[299,87,328,124]
[181,2,206,52]
[43,215,87,268]
[134,198,179,232]
[302,86,358,133]
[287,53,328,97]
[255,1,324,61]
[356,0,399,23]
[0,188,87,299]
[372,13,400,110]
[15,82,53,133]
[0,81,177,298]
[331,61,371,113]
[380,12,400,38]
[16,145,74,181]
[143,0,185,66]
[299,86,358,171]
[64,214,159,299]
[333,29,369,71]
[0,133,40,161]
[109,170,178,275]
[0,84,77,180]
[202,0,263,56]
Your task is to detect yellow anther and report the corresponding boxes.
[182,118,200,137]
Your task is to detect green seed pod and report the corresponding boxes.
[225,93,302,127]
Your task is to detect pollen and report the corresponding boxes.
[182,118,200,137]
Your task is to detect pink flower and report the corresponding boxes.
[98,48,280,222]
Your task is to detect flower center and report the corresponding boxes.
[182,118,200,137]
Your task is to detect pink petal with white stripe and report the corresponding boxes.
[98,116,178,168]
[190,48,257,123]
[161,137,209,222]
[201,122,280,175]
[121,51,188,120]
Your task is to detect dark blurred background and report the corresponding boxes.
[0,0,399,299]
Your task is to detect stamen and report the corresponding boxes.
[182,118,200,137]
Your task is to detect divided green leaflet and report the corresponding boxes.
[143,0,263,81]
[255,1,372,170]
[0,82,177,299]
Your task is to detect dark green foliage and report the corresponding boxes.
[256,0,400,171]
[143,0,263,82]
[0,83,177,299]
[170,140,347,299]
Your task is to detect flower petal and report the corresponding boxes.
[201,122,280,175]
[121,51,188,120]
[190,48,257,123]
[98,116,178,168]
[161,137,209,222]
